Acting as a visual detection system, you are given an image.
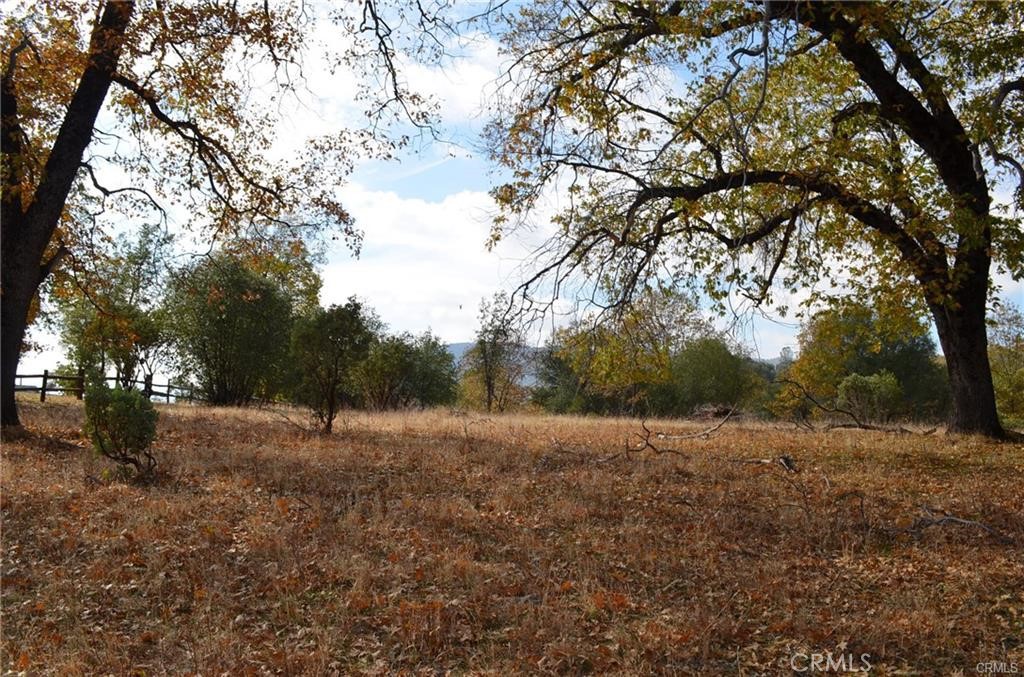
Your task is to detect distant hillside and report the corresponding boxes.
[445,342,475,366]
[446,342,539,386]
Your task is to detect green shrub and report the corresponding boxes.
[84,381,159,478]
[837,370,902,423]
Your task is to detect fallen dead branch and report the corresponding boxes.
[825,422,936,435]
[548,438,627,465]
[905,505,1015,545]
[729,455,799,473]
[653,406,736,441]
[268,406,319,435]
[632,420,685,457]
[840,494,1017,545]
[562,418,726,462]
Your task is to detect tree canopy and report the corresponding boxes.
[290,299,377,432]
[168,254,293,406]
[52,223,172,387]
[460,294,532,413]
[353,331,458,412]
[776,300,949,421]
[486,1,1023,437]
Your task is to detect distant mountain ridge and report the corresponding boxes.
[445,342,539,386]
[445,342,475,366]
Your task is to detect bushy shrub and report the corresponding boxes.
[837,371,902,423]
[168,254,294,405]
[84,381,159,478]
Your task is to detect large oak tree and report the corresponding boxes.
[486,1,1023,437]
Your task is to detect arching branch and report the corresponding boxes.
[80,160,168,223]
[111,74,285,214]
[991,77,1024,113]
[985,78,1024,196]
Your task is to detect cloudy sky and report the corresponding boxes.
[294,30,553,345]
[277,25,1023,358]
[21,14,1023,373]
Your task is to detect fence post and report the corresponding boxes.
[40,369,48,402]
[76,367,85,400]
[166,383,172,404]
[143,373,153,399]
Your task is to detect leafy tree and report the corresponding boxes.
[546,288,708,415]
[0,0,393,426]
[168,254,293,406]
[486,2,1023,437]
[354,331,457,411]
[532,340,594,414]
[406,332,459,408]
[355,335,417,411]
[661,337,764,416]
[53,224,172,387]
[58,300,165,388]
[989,302,1024,426]
[290,299,376,432]
[224,232,326,318]
[460,294,531,413]
[556,321,659,414]
[531,293,763,417]
[777,301,948,421]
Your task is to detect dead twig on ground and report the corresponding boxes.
[549,438,630,465]
[632,420,685,457]
[268,406,318,435]
[906,505,1015,545]
[729,455,799,473]
[832,490,871,540]
[653,406,736,441]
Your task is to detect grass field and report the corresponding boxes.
[2,397,1022,675]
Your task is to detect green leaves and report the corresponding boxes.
[989,302,1024,425]
[168,253,294,405]
[84,378,159,479]
[777,299,948,420]
[290,299,375,431]
[52,223,172,387]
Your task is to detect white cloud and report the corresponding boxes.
[319,182,531,342]
[397,33,504,128]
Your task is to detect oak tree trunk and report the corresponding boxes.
[930,292,1005,438]
[0,284,32,426]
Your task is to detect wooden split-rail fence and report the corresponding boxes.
[15,369,197,404]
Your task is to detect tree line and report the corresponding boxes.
[51,229,459,433]
[456,288,1024,430]
[48,224,1024,482]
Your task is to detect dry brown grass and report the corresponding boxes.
[2,396,1022,675]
